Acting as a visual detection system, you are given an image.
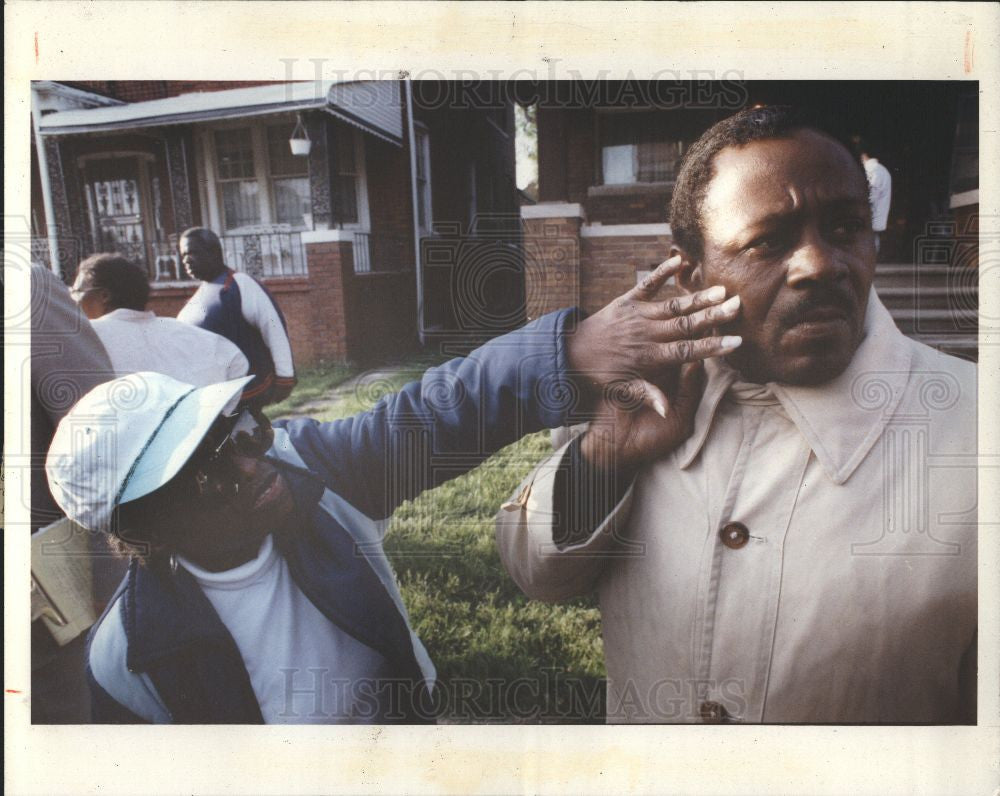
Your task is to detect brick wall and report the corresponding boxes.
[345,272,418,363]
[365,136,415,266]
[536,107,675,225]
[522,216,582,320]
[522,207,676,319]
[580,234,673,313]
[145,284,197,318]
[565,109,596,205]
[145,243,350,369]
[586,187,672,225]
[301,240,351,362]
[538,107,596,206]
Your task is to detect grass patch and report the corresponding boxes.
[387,431,606,723]
[267,360,362,417]
[274,353,606,723]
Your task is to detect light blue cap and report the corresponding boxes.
[46,372,253,532]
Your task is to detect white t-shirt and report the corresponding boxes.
[178,535,392,724]
[92,308,249,385]
[864,158,892,232]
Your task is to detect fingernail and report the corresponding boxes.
[721,335,742,349]
[660,255,682,269]
[704,285,726,301]
[720,295,741,312]
[652,399,667,419]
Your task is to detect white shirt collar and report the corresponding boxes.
[676,290,913,484]
[100,308,157,322]
[177,534,277,587]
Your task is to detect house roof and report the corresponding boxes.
[37,81,404,146]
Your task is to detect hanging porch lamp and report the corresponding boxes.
[289,114,312,156]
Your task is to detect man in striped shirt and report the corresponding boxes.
[177,227,296,408]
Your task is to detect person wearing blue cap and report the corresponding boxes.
[46,264,743,724]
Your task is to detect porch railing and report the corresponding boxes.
[221,230,307,278]
[351,232,412,274]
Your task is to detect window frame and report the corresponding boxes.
[595,109,690,188]
[198,115,317,235]
[328,123,371,233]
[414,122,433,236]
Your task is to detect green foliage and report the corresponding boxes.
[387,432,606,723]
[276,357,607,722]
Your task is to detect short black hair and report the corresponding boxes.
[180,226,224,259]
[669,106,866,263]
[77,253,150,311]
[107,505,163,566]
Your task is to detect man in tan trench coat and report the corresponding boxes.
[497,106,977,724]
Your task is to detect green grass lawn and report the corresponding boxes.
[266,359,363,418]
[270,358,607,723]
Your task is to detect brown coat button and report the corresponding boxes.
[720,521,749,549]
[699,700,729,723]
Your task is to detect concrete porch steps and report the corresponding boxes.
[872,263,979,362]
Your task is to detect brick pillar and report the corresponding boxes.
[302,230,354,362]
[520,203,584,320]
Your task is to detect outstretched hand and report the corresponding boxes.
[565,255,742,473]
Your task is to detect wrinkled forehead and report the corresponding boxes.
[702,129,868,231]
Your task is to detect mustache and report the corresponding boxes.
[781,287,858,326]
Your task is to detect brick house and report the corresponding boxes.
[30,80,521,365]
[519,81,979,360]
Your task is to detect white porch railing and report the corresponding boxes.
[221,230,307,278]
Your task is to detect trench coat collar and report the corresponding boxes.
[676,290,913,485]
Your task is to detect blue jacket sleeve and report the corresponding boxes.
[276,308,582,520]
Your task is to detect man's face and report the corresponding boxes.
[180,235,224,281]
[124,411,295,571]
[70,270,110,320]
[690,129,876,385]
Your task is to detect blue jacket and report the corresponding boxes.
[86,308,579,723]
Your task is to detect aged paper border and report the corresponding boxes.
[4,2,998,794]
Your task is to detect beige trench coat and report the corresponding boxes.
[497,294,977,723]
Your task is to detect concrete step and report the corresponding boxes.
[877,285,970,300]
[877,286,978,313]
[873,264,979,293]
[906,333,978,362]
[890,307,978,334]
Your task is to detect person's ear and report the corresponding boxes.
[670,245,703,294]
[95,288,113,315]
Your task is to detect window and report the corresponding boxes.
[266,124,310,227]
[203,120,314,232]
[214,128,261,229]
[599,113,689,185]
[950,92,978,197]
[414,125,432,234]
[330,124,368,228]
[79,152,175,281]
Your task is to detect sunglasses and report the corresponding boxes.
[192,410,274,499]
